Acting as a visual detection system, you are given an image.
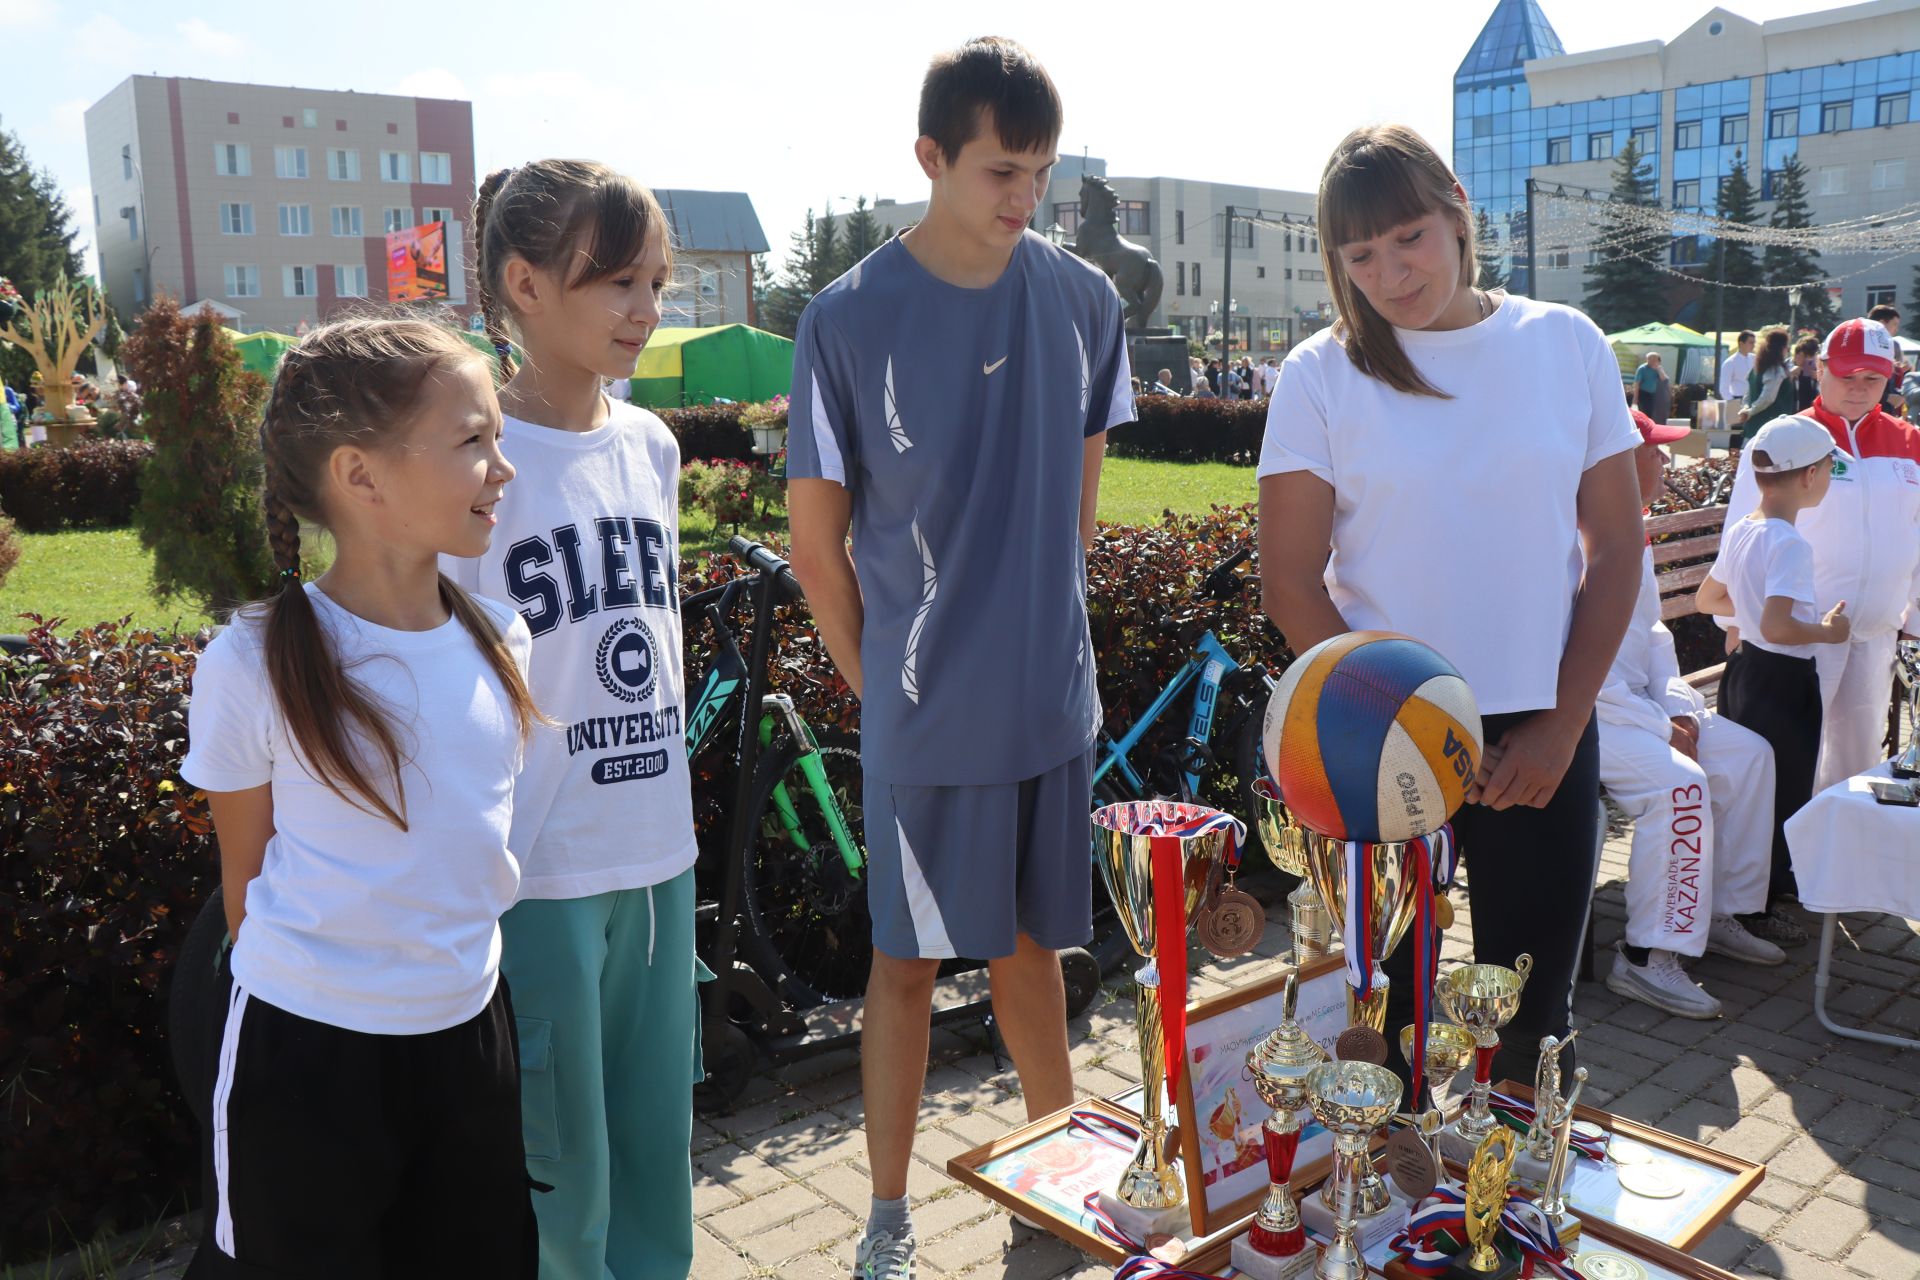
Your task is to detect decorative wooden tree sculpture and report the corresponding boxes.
[0,273,107,446]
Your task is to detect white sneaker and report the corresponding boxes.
[1605,947,1723,1019]
[1706,914,1787,966]
[854,1228,916,1280]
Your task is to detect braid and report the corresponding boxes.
[473,167,518,381]
[262,482,303,582]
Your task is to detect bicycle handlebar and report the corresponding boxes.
[728,535,805,604]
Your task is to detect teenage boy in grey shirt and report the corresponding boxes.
[786,36,1134,1280]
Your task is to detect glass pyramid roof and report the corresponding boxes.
[1455,0,1566,85]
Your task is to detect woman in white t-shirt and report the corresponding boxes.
[180,318,540,1276]
[1257,125,1645,1090]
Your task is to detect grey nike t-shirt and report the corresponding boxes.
[788,230,1135,786]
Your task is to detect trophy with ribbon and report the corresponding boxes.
[1251,777,1334,965]
[1435,956,1534,1164]
[1893,640,1920,777]
[1262,633,1481,1109]
[1091,800,1243,1234]
[1391,1127,1582,1280]
[1306,1060,1404,1280]
[1235,972,1329,1280]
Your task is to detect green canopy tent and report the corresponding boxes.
[1606,322,1721,387]
[223,327,501,377]
[628,324,794,408]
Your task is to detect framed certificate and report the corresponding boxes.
[1380,1217,1753,1280]
[1171,952,1350,1235]
[1494,1081,1764,1251]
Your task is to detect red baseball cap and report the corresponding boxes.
[1631,407,1689,444]
[1820,318,1896,379]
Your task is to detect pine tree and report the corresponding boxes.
[760,208,842,339]
[1762,156,1836,333]
[1583,141,1668,332]
[1706,155,1764,332]
[0,119,86,392]
[1907,260,1920,325]
[1473,208,1508,291]
[749,251,769,329]
[809,202,841,297]
[835,196,886,277]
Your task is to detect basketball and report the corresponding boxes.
[1262,631,1483,845]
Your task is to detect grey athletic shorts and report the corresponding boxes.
[864,748,1095,961]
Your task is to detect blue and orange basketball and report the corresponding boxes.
[1261,632,1483,845]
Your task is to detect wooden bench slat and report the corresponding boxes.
[1659,595,1700,622]
[1646,506,1730,538]
[1650,533,1723,570]
[1656,562,1714,596]
[1685,662,1726,691]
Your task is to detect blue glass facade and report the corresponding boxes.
[1761,55,1918,194]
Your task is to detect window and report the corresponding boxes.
[219,202,254,235]
[327,148,359,181]
[1770,107,1799,138]
[380,151,410,183]
[1872,158,1908,190]
[1868,284,1898,310]
[421,206,455,225]
[1630,125,1657,154]
[1256,266,1266,278]
[278,204,312,236]
[1284,232,1293,253]
[1675,120,1702,149]
[1672,237,1705,266]
[1674,179,1701,206]
[1192,263,1201,294]
[1175,261,1185,296]
[1175,210,1185,245]
[330,206,363,237]
[275,146,308,179]
[697,266,719,301]
[132,268,146,305]
[1545,251,1571,270]
[1720,116,1747,145]
[224,265,259,298]
[1117,200,1150,236]
[1822,101,1851,133]
[383,207,413,232]
[1589,132,1613,160]
[126,209,138,241]
[214,142,251,176]
[1878,94,1911,127]
[1216,218,1252,249]
[1285,268,1293,279]
[121,147,132,180]
[420,152,452,184]
[335,264,368,298]
[1298,268,1326,282]
[1547,136,1571,164]
[283,265,317,298]
[1819,165,1847,195]
[1050,201,1080,235]
[302,107,318,128]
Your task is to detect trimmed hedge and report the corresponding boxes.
[0,441,152,533]
[1106,395,1267,464]
[658,405,755,463]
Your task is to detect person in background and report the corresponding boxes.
[1733,326,1793,442]
[1204,357,1222,395]
[1720,330,1756,406]
[1868,304,1907,417]
[1,383,19,450]
[1149,368,1177,395]
[1792,335,1821,412]
[1635,352,1668,420]
[1189,356,1216,398]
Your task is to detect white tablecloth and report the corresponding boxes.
[1785,763,1920,919]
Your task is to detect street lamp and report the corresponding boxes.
[1045,222,1067,247]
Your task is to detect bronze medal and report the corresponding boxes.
[1385,1126,1439,1202]
[1336,1025,1389,1065]
[1434,894,1456,931]
[1197,887,1265,957]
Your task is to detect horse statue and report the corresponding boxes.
[1067,175,1164,332]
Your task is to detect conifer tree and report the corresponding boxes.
[1582,141,1667,331]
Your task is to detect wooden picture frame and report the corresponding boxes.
[1171,952,1351,1235]
[1494,1080,1764,1251]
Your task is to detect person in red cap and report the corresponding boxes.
[1716,317,1919,943]
[1597,410,1785,1018]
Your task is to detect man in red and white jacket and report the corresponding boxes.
[1720,318,1920,860]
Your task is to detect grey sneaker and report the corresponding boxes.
[853,1228,916,1280]
[1707,914,1786,965]
[1739,908,1809,948]
[1605,947,1722,1019]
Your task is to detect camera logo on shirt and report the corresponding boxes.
[596,618,660,704]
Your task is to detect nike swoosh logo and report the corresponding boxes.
[983,356,1008,375]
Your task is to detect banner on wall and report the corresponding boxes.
[387,221,449,302]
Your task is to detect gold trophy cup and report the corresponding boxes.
[1400,1022,1476,1113]
[1252,778,1335,964]
[1306,1060,1403,1280]
[1092,801,1236,1211]
[1304,836,1423,1032]
[1437,956,1534,1153]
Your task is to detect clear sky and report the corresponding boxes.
[0,0,1834,282]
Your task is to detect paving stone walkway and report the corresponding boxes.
[88,824,1920,1279]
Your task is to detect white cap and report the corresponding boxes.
[1748,415,1838,473]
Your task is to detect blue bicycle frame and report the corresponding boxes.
[1093,630,1241,799]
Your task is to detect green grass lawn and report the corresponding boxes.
[1,457,1254,636]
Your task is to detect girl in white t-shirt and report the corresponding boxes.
[1257,125,1645,1093]
[180,317,539,1277]
[444,159,701,1280]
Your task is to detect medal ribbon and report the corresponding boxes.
[1410,824,1452,1112]
[1392,1185,1579,1280]
[1342,839,1376,1005]
[1487,1091,1607,1161]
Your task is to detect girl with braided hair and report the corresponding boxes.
[180,315,540,1278]
[443,160,698,1280]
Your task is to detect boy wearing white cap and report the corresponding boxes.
[1697,415,1851,936]
[1601,411,1784,1019]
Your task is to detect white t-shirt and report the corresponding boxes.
[1720,351,1754,402]
[1258,292,1638,715]
[442,398,698,899]
[180,586,533,1035]
[1708,515,1820,659]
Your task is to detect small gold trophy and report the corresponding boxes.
[1453,1128,1521,1279]
[1436,956,1532,1163]
[1400,1022,1475,1111]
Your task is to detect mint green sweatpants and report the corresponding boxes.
[500,869,702,1280]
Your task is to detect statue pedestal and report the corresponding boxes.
[1127,332,1194,396]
